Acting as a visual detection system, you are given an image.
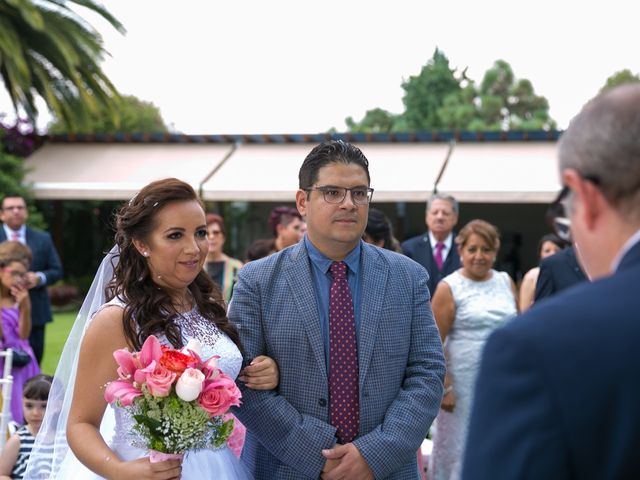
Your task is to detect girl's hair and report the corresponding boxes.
[106,178,240,351]
[0,240,32,269]
[365,208,401,252]
[23,374,53,401]
[537,233,568,258]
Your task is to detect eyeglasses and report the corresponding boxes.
[307,186,374,205]
[2,206,26,211]
[3,269,27,279]
[208,230,223,237]
[546,174,601,242]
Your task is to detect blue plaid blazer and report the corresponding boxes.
[229,240,445,479]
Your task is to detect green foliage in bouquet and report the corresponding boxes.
[129,385,234,453]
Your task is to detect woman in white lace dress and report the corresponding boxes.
[26,179,278,480]
[428,220,518,480]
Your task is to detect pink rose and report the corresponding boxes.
[176,368,205,401]
[104,379,142,406]
[144,365,176,397]
[198,373,241,416]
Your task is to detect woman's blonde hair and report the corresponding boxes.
[455,219,501,252]
[0,240,32,268]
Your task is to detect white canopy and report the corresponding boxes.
[24,139,561,203]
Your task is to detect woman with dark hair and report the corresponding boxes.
[26,179,277,479]
[518,233,567,312]
[428,220,517,480]
[204,213,243,303]
[363,208,401,252]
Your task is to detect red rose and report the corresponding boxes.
[160,349,195,375]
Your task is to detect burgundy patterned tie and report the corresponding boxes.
[329,261,359,443]
[10,231,19,241]
[434,241,445,271]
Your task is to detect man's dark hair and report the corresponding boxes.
[298,140,370,190]
[1,193,26,209]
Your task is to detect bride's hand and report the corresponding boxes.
[238,355,279,390]
[113,457,182,480]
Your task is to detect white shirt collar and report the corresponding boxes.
[428,231,453,256]
[611,228,640,272]
[3,224,26,243]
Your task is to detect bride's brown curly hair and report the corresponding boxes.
[105,178,240,351]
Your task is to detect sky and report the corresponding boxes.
[3,0,640,134]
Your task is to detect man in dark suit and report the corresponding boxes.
[401,193,460,295]
[1,194,63,363]
[230,140,445,479]
[462,84,640,479]
[534,245,587,300]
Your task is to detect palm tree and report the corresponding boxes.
[0,0,125,128]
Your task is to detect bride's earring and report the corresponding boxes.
[143,251,149,257]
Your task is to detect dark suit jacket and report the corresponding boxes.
[0,226,63,326]
[462,240,640,479]
[534,246,587,301]
[401,232,460,296]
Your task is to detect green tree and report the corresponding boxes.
[48,94,168,134]
[600,69,640,92]
[345,53,555,132]
[399,48,461,130]
[0,0,124,129]
[345,108,398,133]
[479,60,553,130]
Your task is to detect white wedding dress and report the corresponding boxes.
[30,297,252,480]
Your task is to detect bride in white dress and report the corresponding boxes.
[24,179,278,480]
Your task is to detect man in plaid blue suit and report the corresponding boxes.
[230,140,445,479]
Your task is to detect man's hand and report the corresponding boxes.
[238,355,279,390]
[25,272,40,289]
[322,458,340,476]
[321,443,374,480]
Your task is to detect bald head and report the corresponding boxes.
[558,84,640,221]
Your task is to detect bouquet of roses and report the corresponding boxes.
[104,335,241,461]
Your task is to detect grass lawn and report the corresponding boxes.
[40,309,78,375]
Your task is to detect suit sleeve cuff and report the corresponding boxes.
[36,272,47,286]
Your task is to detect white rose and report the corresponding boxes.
[181,339,202,357]
[175,368,205,401]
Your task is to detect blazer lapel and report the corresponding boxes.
[284,242,328,383]
[357,245,388,390]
